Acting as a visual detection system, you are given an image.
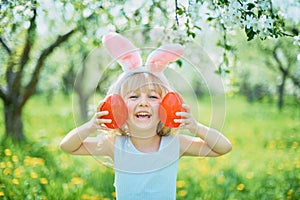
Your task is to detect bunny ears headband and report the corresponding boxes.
[102,32,184,93]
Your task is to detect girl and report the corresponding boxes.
[60,32,232,200]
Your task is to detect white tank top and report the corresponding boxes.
[114,135,180,200]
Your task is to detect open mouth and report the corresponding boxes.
[135,112,152,119]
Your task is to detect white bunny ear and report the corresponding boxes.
[102,32,142,71]
[145,44,184,73]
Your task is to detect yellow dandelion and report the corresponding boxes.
[34,158,45,166]
[24,156,31,166]
[6,161,13,168]
[237,183,245,191]
[292,141,298,149]
[278,163,284,170]
[14,167,22,178]
[268,140,276,149]
[287,189,293,196]
[111,192,116,198]
[81,194,90,200]
[3,168,11,175]
[176,180,186,188]
[102,198,110,200]
[0,191,4,196]
[71,177,84,185]
[12,155,18,163]
[12,178,19,185]
[40,178,48,185]
[4,149,12,156]
[30,172,38,179]
[0,162,6,169]
[178,189,188,197]
[217,175,225,184]
[246,172,254,179]
[89,195,100,200]
[41,196,47,200]
[294,158,300,169]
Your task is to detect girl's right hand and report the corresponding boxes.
[88,111,112,132]
[88,101,112,132]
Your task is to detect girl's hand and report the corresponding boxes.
[88,101,112,131]
[174,104,198,132]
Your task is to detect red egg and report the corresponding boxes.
[98,94,128,129]
[159,92,186,128]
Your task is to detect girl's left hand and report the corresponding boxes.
[174,104,198,132]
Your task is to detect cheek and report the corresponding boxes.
[152,103,161,113]
[125,102,135,112]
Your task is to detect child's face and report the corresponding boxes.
[123,85,162,132]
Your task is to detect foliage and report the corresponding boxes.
[0,0,299,138]
[1,0,299,90]
[228,35,300,108]
[0,94,299,199]
[174,0,300,74]
[0,0,181,139]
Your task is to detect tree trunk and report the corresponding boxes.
[4,102,24,141]
[278,73,287,110]
[79,93,89,121]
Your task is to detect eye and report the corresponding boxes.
[149,95,159,99]
[129,95,138,99]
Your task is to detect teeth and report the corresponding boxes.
[138,112,149,116]
[136,112,151,118]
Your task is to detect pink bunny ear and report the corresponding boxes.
[145,44,184,73]
[102,32,142,71]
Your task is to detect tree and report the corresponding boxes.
[177,0,300,74]
[0,0,299,140]
[265,38,300,109]
[0,1,77,140]
[0,0,173,140]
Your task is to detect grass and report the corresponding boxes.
[0,93,299,199]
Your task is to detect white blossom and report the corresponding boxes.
[257,1,270,11]
[265,16,274,29]
[258,29,268,40]
[252,20,259,32]
[23,9,34,18]
[244,14,255,29]
[293,35,300,46]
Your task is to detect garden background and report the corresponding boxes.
[0,1,300,199]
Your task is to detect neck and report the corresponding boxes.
[128,125,157,139]
[130,134,162,153]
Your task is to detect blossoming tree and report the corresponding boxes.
[0,0,299,140]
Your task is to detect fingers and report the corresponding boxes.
[175,111,190,118]
[182,103,190,112]
[174,104,195,129]
[174,118,189,123]
[96,118,112,124]
[94,110,112,129]
[175,104,191,118]
[95,110,109,118]
[175,104,190,116]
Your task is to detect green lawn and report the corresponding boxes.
[0,94,299,199]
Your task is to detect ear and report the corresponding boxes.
[102,32,142,71]
[145,44,184,73]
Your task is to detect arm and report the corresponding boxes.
[60,110,114,157]
[175,104,232,157]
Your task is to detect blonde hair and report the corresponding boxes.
[108,72,173,136]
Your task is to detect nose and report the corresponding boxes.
[138,96,149,107]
